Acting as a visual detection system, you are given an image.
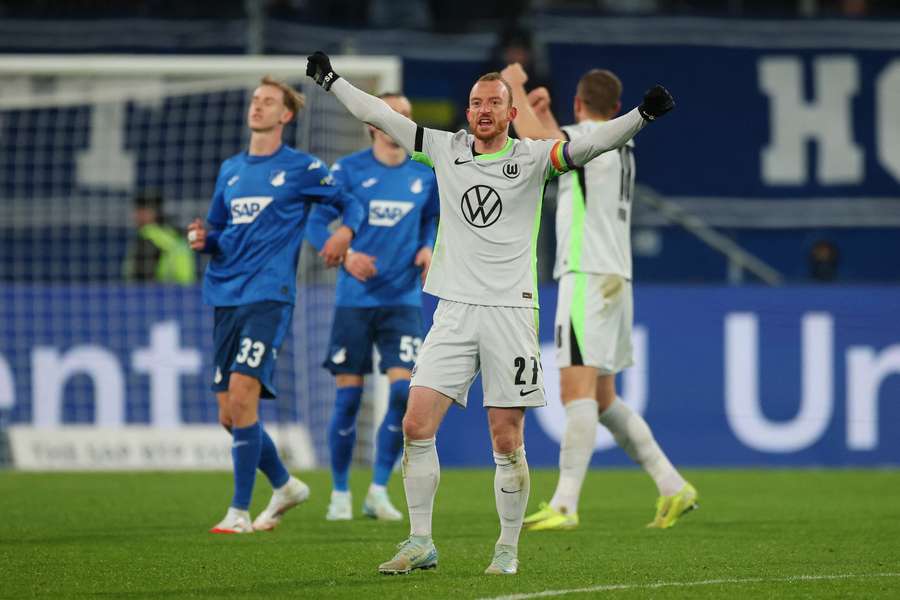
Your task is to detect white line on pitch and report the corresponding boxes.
[477,572,900,600]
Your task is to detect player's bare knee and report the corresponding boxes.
[490,430,522,454]
[401,413,431,440]
[218,413,233,431]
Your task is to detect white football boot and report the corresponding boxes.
[252,476,311,531]
[363,487,403,521]
[209,507,253,534]
[326,490,353,521]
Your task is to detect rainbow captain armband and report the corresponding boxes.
[549,140,575,176]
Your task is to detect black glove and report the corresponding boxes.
[306,51,340,91]
[638,85,674,121]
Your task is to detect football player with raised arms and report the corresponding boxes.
[306,92,439,522]
[501,62,697,532]
[187,76,364,534]
[307,51,673,575]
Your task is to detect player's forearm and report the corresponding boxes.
[305,205,338,251]
[334,191,365,234]
[331,79,417,153]
[511,86,563,141]
[567,108,646,167]
[197,227,222,254]
[419,218,438,250]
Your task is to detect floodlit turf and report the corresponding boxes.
[1,469,899,599]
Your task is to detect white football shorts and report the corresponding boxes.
[555,272,634,375]
[411,299,546,408]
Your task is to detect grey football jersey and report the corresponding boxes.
[555,120,635,280]
[413,128,570,308]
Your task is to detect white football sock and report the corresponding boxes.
[599,397,685,496]
[402,437,439,538]
[549,397,597,515]
[494,446,530,548]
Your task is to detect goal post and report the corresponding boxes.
[0,54,400,470]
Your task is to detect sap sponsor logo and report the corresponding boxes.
[410,177,423,194]
[308,160,322,171]
[361,177,378,188]
[227,175,240,187]
[270,170,286,187]
[369,200,415,227]
[230,196,273,224]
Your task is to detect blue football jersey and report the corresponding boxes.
[306,148,439,308]
[202,145,364,307]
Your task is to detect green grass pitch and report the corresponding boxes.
[2,469,899,599]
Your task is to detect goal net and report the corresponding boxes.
[0,54,401,470]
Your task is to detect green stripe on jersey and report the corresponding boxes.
[474,137,513,161]
[411,151,434,168]
[530,180,545,310]
[571,272,588,352]
[567,169,586,272]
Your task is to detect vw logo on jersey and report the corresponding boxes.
[460,185,502,228]
[270,170,286,187]
[369,200,415,227]
[503,162,520,179]
[410,177,423,194]
[227,175,240,187]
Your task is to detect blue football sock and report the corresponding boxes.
[257,423,290,489]
[373,380,409,486]
[328,386,363,492]
[231,422,262,510]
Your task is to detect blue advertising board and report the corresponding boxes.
[1,284,898,467]
[544,24,900,201]
[430,285,900,467]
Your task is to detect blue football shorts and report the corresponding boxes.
[323,305,424,375]
[211,300,293,398]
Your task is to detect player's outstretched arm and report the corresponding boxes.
[567,84,674,168]
[501,63,565,140]
[306,51,419,153]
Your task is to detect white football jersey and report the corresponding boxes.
[413,128,571,308]
[554,120,635,280]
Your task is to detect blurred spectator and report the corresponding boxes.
[809,239,839,282]
[489,27,555,132]
[123,191,197,285]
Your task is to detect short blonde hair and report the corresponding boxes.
[576,69,622,118]
[475,72,513,107]
[260,75,305,122]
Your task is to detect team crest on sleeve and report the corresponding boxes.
[269,170,286,187]
[410,177,423,194]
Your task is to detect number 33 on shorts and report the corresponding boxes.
[235,337,267,368]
